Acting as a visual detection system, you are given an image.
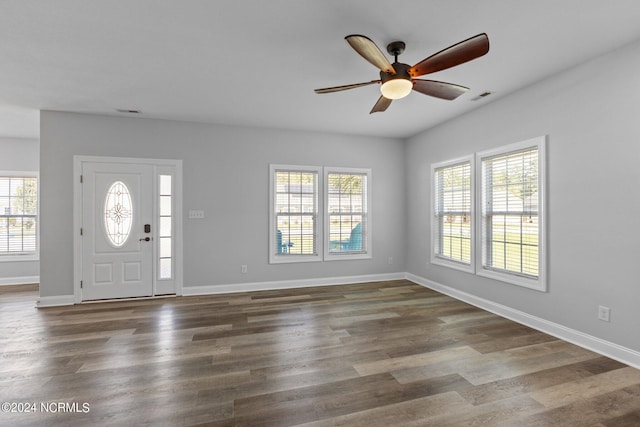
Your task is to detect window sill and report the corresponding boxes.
[269,254,322,264]
[431,256,474,274]
[324,252,372,261]
[0,254,40,263]
[476,267,546,292]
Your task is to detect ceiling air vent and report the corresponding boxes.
[470,91,492,101]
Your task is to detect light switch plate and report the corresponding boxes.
[188,210,205,219]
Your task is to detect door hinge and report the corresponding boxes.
[80,227,83,236]
[80,174,83,183]
[80,280,83,289]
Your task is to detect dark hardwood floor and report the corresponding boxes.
[1,280,639,426]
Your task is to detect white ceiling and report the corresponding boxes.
[2,1,640,140]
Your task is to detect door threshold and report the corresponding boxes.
[81,294,177,304]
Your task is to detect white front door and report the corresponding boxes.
[81,162,154,300]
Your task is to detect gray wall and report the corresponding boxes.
[0,137,39,284]
[405,38,640,352]
[39,112,406,297]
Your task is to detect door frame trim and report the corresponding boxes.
[73,155,183,303]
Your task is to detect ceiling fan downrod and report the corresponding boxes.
[386,41,406,63]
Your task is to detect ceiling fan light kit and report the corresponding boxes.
[380,61,412,100]
[380,78,412,99]
[315,33,489,113]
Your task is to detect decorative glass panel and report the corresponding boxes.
[104,181,133,247]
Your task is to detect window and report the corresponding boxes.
[158,174,173,279]
[269,165,321,263]
[431,157,474,272]
[0,174,38,257]
[429,136,546,291]
[269,165,372,263]
[325,167,371,260]
[478,136,546,290]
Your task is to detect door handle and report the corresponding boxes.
[139,237,151,242]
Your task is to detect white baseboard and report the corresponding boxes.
[405,273,640,370]
[182,272,406,296]
[37,294,75,308]
[0,275,39,286]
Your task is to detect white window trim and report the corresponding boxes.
[0,171,39,262]
[475,136,547,292]
[430,156,475,273]
[269,164,323,264]
[324,167,372,261]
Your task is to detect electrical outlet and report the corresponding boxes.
[388,257,393,265]
[241,265,248,274]
[598,305,610,322]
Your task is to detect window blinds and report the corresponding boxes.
[434,161,471,264]
[481,148,539,278]
[274,169,318,256]
[0,176,37,254]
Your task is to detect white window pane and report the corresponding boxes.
[160,195,171,216]
[0,218,6,252]
[328,195,340,213]
[0,178,9,196]
[160,237,172,258]
[0,197,9,215]
[327,172,368,255]
[483,146,540,278]
[8,235,23,252]
[159,175,172,196]
[276,193,289,212]
[10,178,24,196]
[272,167,318,259]
[160,217,172,237]
[22,234,36,252]
[434,161,471,264]
[0,176,37,255]
[275,172,289,192]
[159,258,172,279]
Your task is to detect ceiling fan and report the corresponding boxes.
[314,33,489,114]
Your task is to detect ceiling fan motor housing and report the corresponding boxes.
[380,62,412,84]
[379,62,413,99]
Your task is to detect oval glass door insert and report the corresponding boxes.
[104,180,133,247]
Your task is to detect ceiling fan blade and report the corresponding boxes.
[370,96,392,114]
[345,35,396,75]
[412,79,469,100]
[314,80,380,94]
[408,33,489,77]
